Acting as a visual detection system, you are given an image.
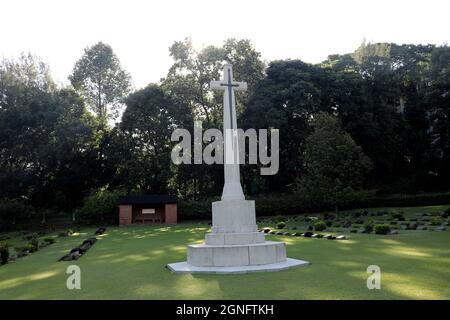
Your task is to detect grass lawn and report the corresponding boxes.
[0,205,449,300]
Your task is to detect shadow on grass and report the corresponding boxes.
[0,224,449,299]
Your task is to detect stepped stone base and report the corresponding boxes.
[166,199,310,274]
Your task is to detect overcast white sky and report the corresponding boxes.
[1,0,449,89]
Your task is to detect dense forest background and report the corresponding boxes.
[1,39,449,228]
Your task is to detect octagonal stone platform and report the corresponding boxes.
[167,258,309,274]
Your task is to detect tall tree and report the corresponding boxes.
[297,113,372,212]
[69,42,132,120]
[107,84,192,194]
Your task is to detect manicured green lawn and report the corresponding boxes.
[1,205,449,300]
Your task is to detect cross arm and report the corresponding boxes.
[233,81,247,91]
[210,81,224,90]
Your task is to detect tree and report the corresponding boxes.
[244,60,331,193]
[0,54,101,213]
[106,84,192,194]
[162,38,265,198]
[163,38,264,126]
[297,113,372,212]
[69,42,132,120]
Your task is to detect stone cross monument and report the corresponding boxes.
[167,64,308,273]
[210,65,246,202]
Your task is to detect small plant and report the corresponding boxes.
[44,237,56,244]
[391,210,405,221]
[350,229,358,233]
[15,244,33,256]
[374,224,391,235]
[443,208,450,218]
[325,220,332,227]
[363,219,374,233]
[276,221,286,229]
[29,238,39,252]
[0,243,9,265]
[430,217,443,226]
[314,220,327,232]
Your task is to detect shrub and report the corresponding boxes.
[391,210,405,221]
[79,189,121,222]
[363,219,374,233]
[0,243,9,265]
[350,229,358,233]
[374,224,391,235]
[29,238,39,252]
[443,208,450,218]
[314,220,327,232]
[276,221,286,229]
[15,244,33,255]
[325,220,332,227]
[0,198,33,231]
[430,218,443,226]
[44,237,56,244]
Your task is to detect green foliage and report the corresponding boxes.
[314,220,327,232]
[391,211,406,221]
[364,219,375,233]
[15,244,33,254]
[297,113,372,211]
[69,42,132,120]
[276,221,286,229]
[374,224,391,235]
[2,41,450,231]
[44,237,56,244]
[0,243,9,265]
[430,218,443,226]
[29,238,39,252]
[79,189,120,222]
[0,199,32,228]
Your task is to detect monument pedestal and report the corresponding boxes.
[167,199,309,274]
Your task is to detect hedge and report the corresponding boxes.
[177,191,450,221]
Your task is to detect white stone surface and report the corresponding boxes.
[211,199,257,233]
[187,241,286,267]
[210,64,246,201]
[167,64,310,274]
[205,232,265,245]
[167,258,309,274]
